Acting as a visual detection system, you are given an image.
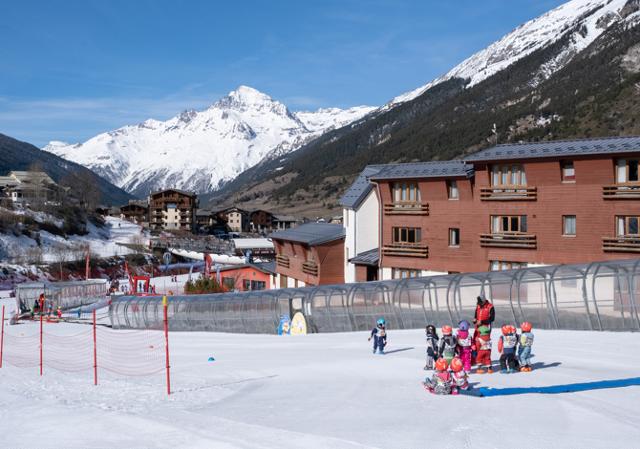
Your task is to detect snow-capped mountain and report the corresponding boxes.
[388,0,640,106]
[43,86,375,197]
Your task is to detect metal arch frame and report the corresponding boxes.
[627,259,640,329]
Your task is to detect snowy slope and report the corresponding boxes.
[43,86,375,196]
[0,326,639,449]
[389,0,640,106]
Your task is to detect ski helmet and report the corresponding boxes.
[479,325,491,335]
[450,357,464,373]
[377,318,386,326]
[458,320,470,331]
[501,325,511,336]
[521,321,532,332]
[426,324,436,335]
[441,325,453,335]
[435,358,448,371]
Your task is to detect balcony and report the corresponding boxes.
[480,186,537,201]
[602,236,640,253]
[276,255,290,269]
[480,232,537,249]
[302,261,319,276]
[602,184,640,199]
[383,202,429,215]
[382,243,429,258]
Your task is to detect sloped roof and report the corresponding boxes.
[349,248,379,266]
[464,136,640,162]
[340,165,386,209]
[269,222,345,246]
[150,188,196,197]
[368,160,473,181]
[273,215,297,222]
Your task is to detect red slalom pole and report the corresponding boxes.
[163,296,171,395]
[0,305,5,368]
[93,310,98,386]
[39,313,43,376]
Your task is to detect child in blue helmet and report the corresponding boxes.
[368,318,387,354]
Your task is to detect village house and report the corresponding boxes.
[148,189,198,232]
[217,207,249,233]
[120,200,149,225]
[0,171,66,207]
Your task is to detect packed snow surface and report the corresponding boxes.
[43,86,375,195]
[0,324,639,449]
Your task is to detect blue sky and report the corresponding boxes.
[0,0,567,146]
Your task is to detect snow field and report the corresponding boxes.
[0,324,639,449]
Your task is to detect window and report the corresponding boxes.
[617,216,640,236]
[561,161,575,182]
[392,268,421,279]
[449,228,460,247]
[242,279,251,291]
[491,215,527,233]
[616,159,640,183]
[447,180,459,199]
[490,261,527,271]
[251,280,266,290]
[392,182,421,204]
[563,215,576,236]
[491,164,526,187]
[392,227,421,244]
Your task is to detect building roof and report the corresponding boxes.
[218,262,277,276]
[272,214,297,222]
[150,188,196,197]
[232,238,274,250]
[8,171,56,185]
[464,135,640,162]
[339,165,386,209]
[368,160,473,181]
[349,248,379,266]
[269,222,345,246]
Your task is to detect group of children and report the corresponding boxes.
[369,317,536,395]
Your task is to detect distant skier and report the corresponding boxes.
[423,358,452,395]
[368,318,387,354]
[456,320,473,373]
[518,322,535,372]
[450,357,469,394]
[438,325,457,364]
[474,325,493,374]
[424,324,439,370]
[498,325,519,373]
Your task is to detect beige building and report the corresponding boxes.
[148,189,198,232]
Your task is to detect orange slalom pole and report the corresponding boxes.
[93,310,98,386]
[163,296,171,395]
[39,313,43,376]
[0,305,5,368]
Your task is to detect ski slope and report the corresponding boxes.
[0,322,638,449]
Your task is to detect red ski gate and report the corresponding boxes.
[0,303,172,395]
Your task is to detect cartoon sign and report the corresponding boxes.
[277,314,291,335]
[290,312,307,335]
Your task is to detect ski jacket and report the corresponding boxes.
[371,326,387,339]
[456,330,472,349]
[429,371,452,395]
[476,334,492,351]
[452,371,469,388]
[519,332,534,347]
[439,335,458,359]
[426,334,439,357]
[498,334,518,354]
[475,302,495,326]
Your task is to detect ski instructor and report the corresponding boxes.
[473,295,495,361]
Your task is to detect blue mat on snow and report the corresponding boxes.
[472,377,640,397]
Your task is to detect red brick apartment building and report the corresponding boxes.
[270,222,345,287]
[365,136,640,280]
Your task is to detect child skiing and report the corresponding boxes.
[424,324,439,370]
[455,320,473,373]
[368,318,387,354]
[438,325,457,364]
[474,325,493,374]
[518,321,535,372]
[498,325,519,373]
[450,357,469,394]
[423,358,452,395]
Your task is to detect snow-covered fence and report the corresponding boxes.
[0,308,172,394]
[110,258,640,334]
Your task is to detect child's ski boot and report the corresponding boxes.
[476,368,486,374]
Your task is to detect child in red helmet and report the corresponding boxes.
[449,357,469,395]
[423,358,452,395]
[456,320,473,373]
[474,325,493,374]
[438,325,457,364]
[498,325,519,373]
[518,322,535,372]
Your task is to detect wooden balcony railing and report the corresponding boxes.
[383,202,429,215]
[480,186,537,201]
[302,261,319,276]
[276,255,290,269]
[602,236,640,252]
[480,233,537,249]
[382,243,429,257]
[602,184,640,199]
